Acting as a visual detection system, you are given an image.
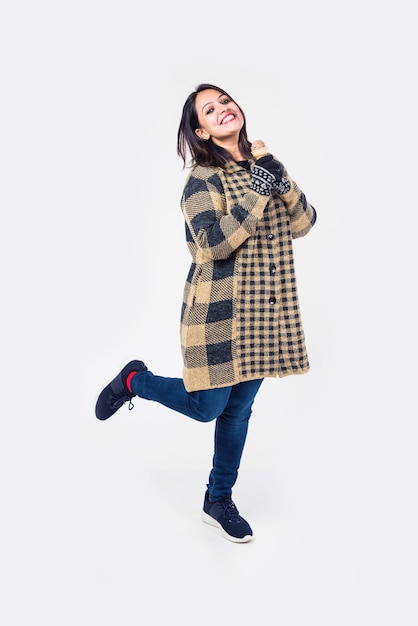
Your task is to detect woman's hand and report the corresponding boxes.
[250,159,276,196]
[255,155,291,195]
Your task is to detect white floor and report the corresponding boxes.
[3,363,416,625]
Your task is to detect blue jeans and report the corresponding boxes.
[130,371,263,501]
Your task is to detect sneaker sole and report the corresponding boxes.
[201,511,253,543]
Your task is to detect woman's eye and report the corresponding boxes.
[206,107,214,115]
[221,98,230,104]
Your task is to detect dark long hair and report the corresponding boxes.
[177,83,252,168]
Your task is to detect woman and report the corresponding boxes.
[95,83,317,543]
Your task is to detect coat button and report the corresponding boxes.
[266,233,274,240]
[270,263,276,275]
[269,296,276,305]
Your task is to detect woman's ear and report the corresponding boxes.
[195,128,210,140]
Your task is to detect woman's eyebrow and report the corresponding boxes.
[201,100,214,112]
[202,94,226,112]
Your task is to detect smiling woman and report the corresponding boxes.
[193,89,245,160]
[95,82,317,543]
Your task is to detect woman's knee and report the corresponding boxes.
[187,387,231,422]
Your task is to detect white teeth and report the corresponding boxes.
[222,114,235,124]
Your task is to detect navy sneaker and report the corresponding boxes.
[95,360,147,420]
[201,490,253,543]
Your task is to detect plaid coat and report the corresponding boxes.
[180,157,316,392]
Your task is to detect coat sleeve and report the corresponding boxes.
[181,166,269,261]
[275,161,317,239]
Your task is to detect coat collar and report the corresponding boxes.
[223,158,252,175]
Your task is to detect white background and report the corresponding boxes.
[1,1,417,624]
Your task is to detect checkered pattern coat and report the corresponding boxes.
[180,157,316,392]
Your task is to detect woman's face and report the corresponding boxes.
[194,89,244,145]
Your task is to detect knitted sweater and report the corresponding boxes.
[180,157,316,392]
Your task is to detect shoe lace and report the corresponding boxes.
[219,500,242,523]
[107,391,135,411]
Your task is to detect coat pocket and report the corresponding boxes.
[191,265,204,308]
[185,265,202,309]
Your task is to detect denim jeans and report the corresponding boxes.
[130,371,263,501]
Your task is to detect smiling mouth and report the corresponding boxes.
[221,114,235,125]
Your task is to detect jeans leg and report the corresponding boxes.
[130,370,232,422]
[208,379,263,501]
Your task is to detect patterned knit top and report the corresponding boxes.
[180,157,316,392]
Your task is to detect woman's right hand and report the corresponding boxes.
[250,158,276,196]
[252,155,291,195]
